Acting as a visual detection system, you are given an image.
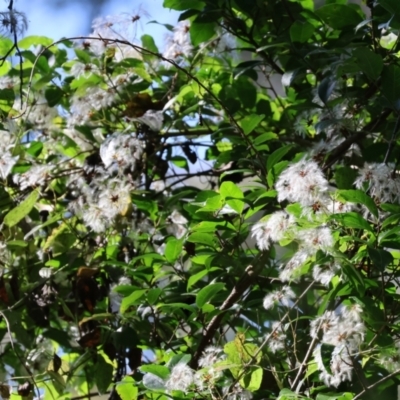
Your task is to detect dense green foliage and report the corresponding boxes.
[0,0,400,399]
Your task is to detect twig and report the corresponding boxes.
[384,112,400,164]
[352,368,400,400]
[0,310,41,399]
[224,280,315,399]
[190,254,269,369]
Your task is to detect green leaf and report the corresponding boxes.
[141,34,159,54]
[45,86,64,107]
[140,365,170,380]
[188,269,209,290]
[196,282,225,308]
[163,0,205,10]
[120,290,147,313]
[316,392,354,400]
[190,21,215,46]
[116,377,138,400]
[353,48,383,81]
[220,181,244,214]
[337,189,378,218]
[279,388,311,399]
[241,367,263,391]
[238,114,265,135]
[382,65,400,109]
[171,155,189,171]
[379,0,400,18]
[131,194,158,221]
[341,262,365,295]
[18,35,53,49]
[0,88,15,113]
[187,232,216,247]
[95,355,113,394]
[47,370,66,395]
[290,21,315,43]
[267,145,293,171]
[367,247,393,271]
[147,288,162,305]
[330,212,373,233]
[165,238,183,263]
[267,160,289,187]
[318,76,336,104]
[334,166,358,189]
[4,189,40,227]
[26,141,44,157]
[315,4,363,30]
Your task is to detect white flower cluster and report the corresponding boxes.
[379,341,400,373]
[163,21,193,63]
[142,347,251,399]
[0,125,18,180]
[252,159,345,284]
[263,285,295,310]
[70,177,134,233]
[13,165,53,190]
[267,321,288,353]
[69,86,116,128]
[311,305,365,387]
[355,162,400,204]
[100,132,144,171]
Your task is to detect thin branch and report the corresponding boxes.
[190,254,270,369]
[384,112,400,164]
[352,368,400,400]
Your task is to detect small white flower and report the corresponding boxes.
[198,346,225,368]
[163,21,193,64]
[279,249,310,282]
[251,211,295,250]
[71,62,100,78]
[100,132,144,171]
[0,10,28,36]
[263,285,295,310]
[312,262,340,286]
[82,204,111,233]
[223,383,253,400]
[165,363,194,393]
[0,151,18,179]
[268,321,287,353]
[14,165,52,190]
[276,160,329,206]
[301,226,334,252]
[355,162,400,203]
[133,110,164,132]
